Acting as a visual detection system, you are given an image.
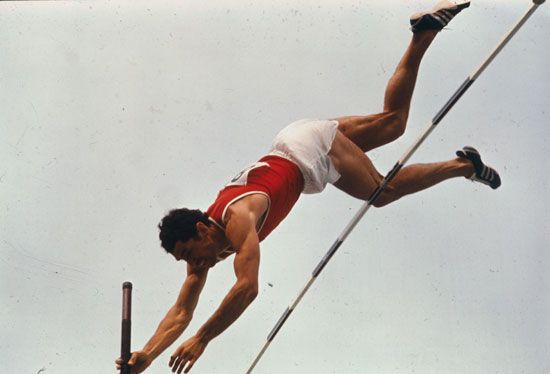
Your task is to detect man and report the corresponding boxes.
[116,1,500,373]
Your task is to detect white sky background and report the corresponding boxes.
[1,1,549,373]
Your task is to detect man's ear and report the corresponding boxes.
[196,221,209,237]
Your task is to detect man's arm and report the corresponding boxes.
[196,213,260,341]
[169,203,261,373]
[119,264,208,373]
[143,265,209,359]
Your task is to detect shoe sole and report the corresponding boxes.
[410,0,471,31]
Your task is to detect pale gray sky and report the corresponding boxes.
[1,1,549,373]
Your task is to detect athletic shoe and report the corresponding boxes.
[456,146,501,189]
[410,0,471,33]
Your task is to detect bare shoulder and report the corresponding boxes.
[225,193,269,225]
[225,195,265,254]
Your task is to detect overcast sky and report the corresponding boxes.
[1,1,549,373]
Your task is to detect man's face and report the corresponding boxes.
[172,237,217,269]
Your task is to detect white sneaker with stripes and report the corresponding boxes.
[410,0,471,33]
[456,146,501,190]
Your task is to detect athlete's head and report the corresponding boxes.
[158,208,217,268]
[158,208,210,253]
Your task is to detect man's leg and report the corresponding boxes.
[374,158,474,207]
[328,131,474,207]
[335,1,471,152]
[335,30,438,153]
[325,2,485,205]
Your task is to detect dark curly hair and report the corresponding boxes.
[158,208,211,253]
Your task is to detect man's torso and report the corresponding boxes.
[206,155,304,261]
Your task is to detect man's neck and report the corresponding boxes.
[211,225,231,253]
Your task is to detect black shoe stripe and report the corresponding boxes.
[463,146,479,156]
[433,13,449,25]
[481,165,491,180]
[441,9,455,19]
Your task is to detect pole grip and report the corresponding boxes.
[121,282,133,374]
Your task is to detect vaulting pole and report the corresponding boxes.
[120,282,133,374]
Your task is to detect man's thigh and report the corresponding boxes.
[328,131,382,200]
[333,112,402,152]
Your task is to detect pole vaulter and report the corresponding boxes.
[115,1,545,373]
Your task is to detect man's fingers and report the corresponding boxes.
[170,352,182,369]
[116,355,133,369]
[170,347,199,373]
[183,359,196,374]
[171,356,181,372]
[172,356,194,374]
[177,361,185,374]
[178,358,191,374]
[174,358,183,374]
[172,355,188,373]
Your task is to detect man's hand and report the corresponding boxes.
[169,335,208,373]
[115,351,152,373]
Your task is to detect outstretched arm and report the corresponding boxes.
[169,205,261,373]
[117,265,208,373]
[144,265,209,358]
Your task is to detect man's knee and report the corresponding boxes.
[371,184,399,208]
[372,195,391,208]
[382,111,408,142]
